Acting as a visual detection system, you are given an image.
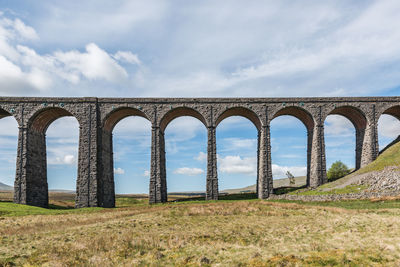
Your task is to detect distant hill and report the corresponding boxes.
[0,182,13,191]
[49,189,75,193]
[0,182,75,193]
[221,176,307,194]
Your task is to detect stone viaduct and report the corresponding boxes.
[0,97,398,208]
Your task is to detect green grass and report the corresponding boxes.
[356,141,400,174]
[2,197,400,265]
[290,184,368,196]
[4,194,400,218]
[272,198,400,210]
[115,197,147,207]
[0,201,104,217]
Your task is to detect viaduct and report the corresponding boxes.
[0,97,398,208]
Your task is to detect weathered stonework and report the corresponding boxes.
[0,96,396,208]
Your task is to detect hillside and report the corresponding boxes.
[290,141,400,196]
[0,182,13,191]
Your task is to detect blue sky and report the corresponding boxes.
[0,1,400,193]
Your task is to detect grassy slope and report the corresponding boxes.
[2,198,400,265]
[357,141,400,174]
[291,141,400,196]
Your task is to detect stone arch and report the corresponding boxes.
[0,106,21,127]
[270,106,313,187]
[324,105,367,171]
[21,106,80,208]
[103,107,150,132]
[271,106,314,130]
[28,107,78,133]
[327,106,367,130]
[100,107,152,207]
[160,107,207,132]
[376,105,400,153]
[380,105,400,121]
[215,107,262,131]
[0,108,12,120]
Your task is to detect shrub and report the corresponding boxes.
[327,161,351,181]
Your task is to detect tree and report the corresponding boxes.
[286,171,295,185]
[327,161,350,181]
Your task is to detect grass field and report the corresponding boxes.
[2,194,400,266]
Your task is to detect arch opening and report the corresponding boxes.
[324,114,356,178]
[216,116,258,198]
[383,106,400,121]
[160,107,207,132]
[216,107,261,131]
[378,106,400,153]
[164,116,207,201]
[46,117,79,207]
[270,115,308,192]
[112,116,151,202]
[0,110,18,201]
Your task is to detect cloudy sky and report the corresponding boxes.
[0,1,400,193]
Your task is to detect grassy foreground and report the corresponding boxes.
[1,197,400,266]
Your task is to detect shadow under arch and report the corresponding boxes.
[326,106,367,171]
[0,108,13,120]
[272,106,314,131]
[29,107,76,133]
[270,106,314,188]
[160,107,207,132]
[215,107,262,131]
[328,106,367,130]
[381,105,400,120]
[103,107,150,132]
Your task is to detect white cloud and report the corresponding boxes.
[48,154,76,165]
[272,164,307,178]
[218,155,256,175]
[324,115,354,136]
[173,167,204,176]
[114,51,141,65]
[165,116,205,140]
[13,18,39,40]
[224,138,257,149]
[195,151,207,162]
[0,13,139,94]
[143,170,150,177]
[165,117,206,154]
[114,167,125,175]
[217,154,306,178]
[54,43,128,83]
[378,115,400,139]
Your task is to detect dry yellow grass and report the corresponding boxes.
[1,199,400,266]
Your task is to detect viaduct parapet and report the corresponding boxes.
[0,97,397,208]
